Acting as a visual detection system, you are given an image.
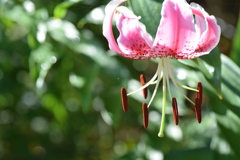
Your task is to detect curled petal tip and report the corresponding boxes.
[102,0,127,53]
[121,87,128,112]
[191,5,221,55]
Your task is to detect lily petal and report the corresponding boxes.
[151,0,199,59]
[103,0,127,54]
[116,7,153,59]
[191,3,221,55]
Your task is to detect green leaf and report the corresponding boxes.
[129,0,162,38]
[178,48,222,98]
[230,12,240,66]
[211,135,238,160]
[47,19,80,46]
[101,89,122,127]
[165,147,212,160]
[210,98,240,159]
[79,64,99,112]
[76,29,130,81]
[29,43,58,94]
[198,48,222,98]
[208,55,240,159]
[54,0,82,19]
[41,93,68,124]
[220,54,240,107]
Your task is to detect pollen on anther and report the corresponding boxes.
[172,98,179,125]
[121,87,128,112]
[140,74,148,99]
[142,103,149,128]
[197,82,202,106]
[194,98,202,123]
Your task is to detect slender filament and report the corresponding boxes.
[127,62,161,96]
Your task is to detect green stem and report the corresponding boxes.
[158,58,167,137]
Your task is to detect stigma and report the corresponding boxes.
[120,58,203,137]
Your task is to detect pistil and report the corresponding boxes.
[158,59,167,137]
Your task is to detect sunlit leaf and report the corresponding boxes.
[47,19,80,46]
[41,93,68,124]
[230,12,240,66]
[220,54,240,107]
[198,48,222,98]
[29,43,58,94]
[54,0,82,19]
[211,134,238,160]
[208,55,240,159]
[210,98,240,159]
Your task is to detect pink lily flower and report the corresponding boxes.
[103,0,220,137]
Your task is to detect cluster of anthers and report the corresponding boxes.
[120,58,202,137]
[103,0,220,137]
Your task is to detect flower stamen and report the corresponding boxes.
[194,98,202,123]
[127,63,161,96]
[147,66,163,108]
[142,103,149,128]
[166,60,196,105]
[176,81,198,92]
[140,74,148,99]
[121,58,204,136]
[172,98,179,125]
[121,87,128,112]
[196,82,202,106]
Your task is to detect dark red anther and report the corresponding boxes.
[140,74,148,99]
[194,98,202,123]
[142,103,149,128]
[172,98,179,125]
[196,82,202,106]
[121,87,128,112]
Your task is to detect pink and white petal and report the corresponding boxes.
[116,7,153,59]
[191,4,221,54]
[191,3,207,38]
[151,0,199,59]
[103,0,127,53]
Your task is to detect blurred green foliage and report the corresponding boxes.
[230,12,240,66]
[0,0,240,160]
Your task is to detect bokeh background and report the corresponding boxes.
[0,0,240,159]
